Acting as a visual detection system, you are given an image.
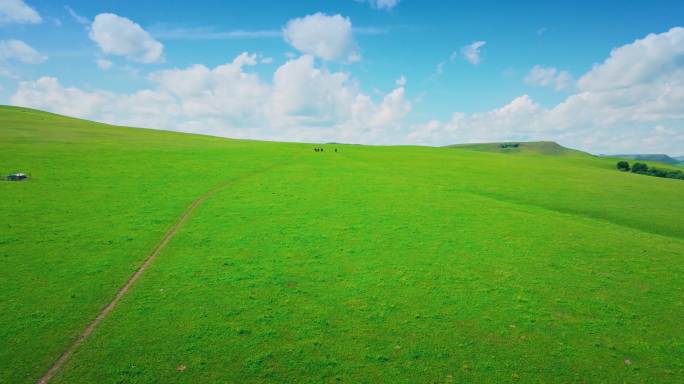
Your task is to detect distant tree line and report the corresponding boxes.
[617,161,684,180]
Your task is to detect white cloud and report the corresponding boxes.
[148,24,386,41]
[449,51,459,63]
[150,52,269,124]
[96,58,112,70]
[409,27,684,154]
[89,13,163,64]
[149,25,280,40]
[367,82,410,128]
[434,62,445,77]
[0,0,41,25]
[577,27,684,93]
[283,13,360,63]
[408,95,542,144]
[461,41,486,65]
[554,27,684,129]
[524,65,573,91]
[270,55,409,138]
[271,55,354,126]
[11,77,113,118]
[64,5,89,25]
[0,39,45,64]
[9,25,684,154]
[357,0,400,10]
[11,52,409,144]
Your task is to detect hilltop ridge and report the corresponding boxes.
[445,141,587,156]
[608,153,682,165]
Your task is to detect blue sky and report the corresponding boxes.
[1,0,683,155]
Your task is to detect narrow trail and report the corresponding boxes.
[37,156,299,384]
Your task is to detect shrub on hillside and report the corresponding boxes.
[618,161,684,180]
[631,162,649,173]
[616,161,630,171]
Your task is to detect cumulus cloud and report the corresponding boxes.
[408,95,542,144]
[11,52,409,144]
[524,65,573,91]
[461,41,486,65]
[357,0,400,10]
[9,24,684,154]
[270,55,409,135]
[0,39,45,64]
[271,55,354,126]
[150,52,269,125]
[0,0,41,25]
[553,27,684,129]
[577,27,684,93]
[409,27,684,154]
[283,13,360,63]
[11,77,113,118]
[89,13,163,64]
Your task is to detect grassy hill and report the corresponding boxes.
[609,153,682,165]
[1,106,683,383]
[444,141,586,156]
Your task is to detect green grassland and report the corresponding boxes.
[1,106,683,383]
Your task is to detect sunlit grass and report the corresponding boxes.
[1,106,682,383]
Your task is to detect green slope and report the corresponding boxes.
[1,106,683,383]
[445,141,586,156]
[610,154,681,165]
[0,106,304,383]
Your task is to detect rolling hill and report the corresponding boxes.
[1,106,683,383]
[445,141,586,156]
[609,154,682,165]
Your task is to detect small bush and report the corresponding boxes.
[616,161,630,171]
[620,161,684,181]
[631,162,649,173]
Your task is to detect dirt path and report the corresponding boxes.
[37,157,297,384]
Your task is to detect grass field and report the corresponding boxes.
[1,105,683,383]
